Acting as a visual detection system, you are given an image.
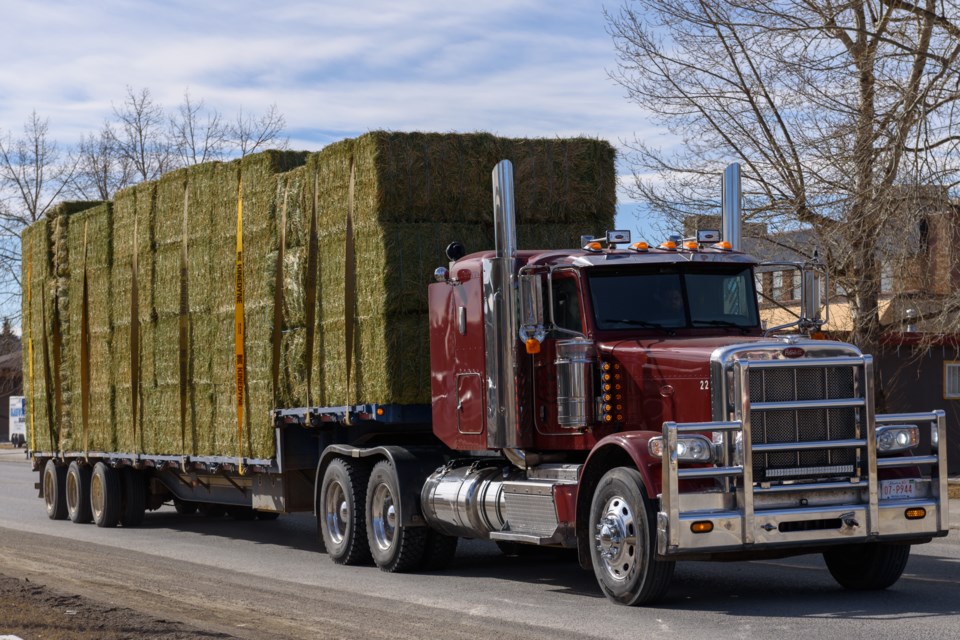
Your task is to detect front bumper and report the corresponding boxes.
[658,411,950,557]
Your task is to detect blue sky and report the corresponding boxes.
[1,0,679,241]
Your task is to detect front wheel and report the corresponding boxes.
[588,467,674,606]
[824,543,910,590]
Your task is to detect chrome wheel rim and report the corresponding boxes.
[66,469,80,514]
[43,467,55,513]
[91,472,104,521]
[370,482,397,552]
[324,481,348,544]
[595,494,639,583]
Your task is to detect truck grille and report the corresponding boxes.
[749,366,860,482]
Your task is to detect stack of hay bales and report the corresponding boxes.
[313,132,616,409]
[20,201,104,454]
[60,203,114,452]
[22,132,615,460]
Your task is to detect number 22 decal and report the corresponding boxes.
[699,379,710,391]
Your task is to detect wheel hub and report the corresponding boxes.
[370,483,397,552]
[594,496,639,582]
[324,481,348,544]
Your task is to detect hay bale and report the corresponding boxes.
[20,221,57,452]
[60,203,114,453]
[111,182,156,453]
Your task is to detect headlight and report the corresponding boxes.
[876,425,919,454]
[649,435,716,463]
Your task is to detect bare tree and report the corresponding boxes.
[110,86,173,182]
[608,0,960,354]
[0,112,78,319]
[0,111,77,224]
[71,122,134,201]
[169,89,227,166]
[227,103,288,157]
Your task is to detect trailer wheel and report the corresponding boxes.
[91,462,121,528]
[365,460,427,573]
[589,467,674,606]
[120,468,146,527]
[42,460,68,520]
[824,543,910,590]
[66,461,93,524]
[173,498,198,515]
[319,458,371,565]
[420,530,458,571]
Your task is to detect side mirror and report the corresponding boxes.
[518,272,546,352]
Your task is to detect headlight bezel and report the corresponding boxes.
[648,434,717,463]
[875,424,920,454]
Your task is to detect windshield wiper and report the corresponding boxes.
[692,319,750,328]
[601,318,669,329]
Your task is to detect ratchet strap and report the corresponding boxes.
[234,175,247,474]
[130,210,141,453]
[80,221,91,461]
[271,181,288,405]
[179,181,191,454]
[343,159,357,425]
[26,246,36,452]
[304,169,320,407]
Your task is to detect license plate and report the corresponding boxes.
[879,478,917,500]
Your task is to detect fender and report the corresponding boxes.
[575,431,662,570]
[314,445,448,527]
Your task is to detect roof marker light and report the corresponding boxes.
[659,240,678,251]
[683,241,699,251]
[630,241,650,252]
[584,241,603,252]
[712,241,733,251]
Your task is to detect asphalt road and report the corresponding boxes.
[2,448,959,639]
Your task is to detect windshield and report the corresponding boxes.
[588,265,759,331]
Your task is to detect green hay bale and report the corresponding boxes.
[61,203,114,453]
[345,132,616,227]
[20,221,58,452]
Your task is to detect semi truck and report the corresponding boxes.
[30,160,949,605]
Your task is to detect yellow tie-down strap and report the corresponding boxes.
[26,246,36,452]
[235,177,247,475]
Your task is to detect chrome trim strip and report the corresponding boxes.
[678,466,744,479]
[750,398,865,412]
[877,455,939,468]
[936,409,949,532]
[738,362,755,544]
[864,355,879,535]
[753,438,865,453]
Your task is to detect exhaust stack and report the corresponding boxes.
[721,163,742,251]
[484,160,522,451]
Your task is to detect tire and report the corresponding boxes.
[319,458,371,565]
[589,467,674,605]
[365,460,428,573]
[66,461,93,524]
[173,498,198,515]
[227,506,256,520]
[119,467,146,527]
[91,462,121,528]
[824,543,911,590]
[42,460,68,520]
[198,502,226,518]
[421,530,458,571]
